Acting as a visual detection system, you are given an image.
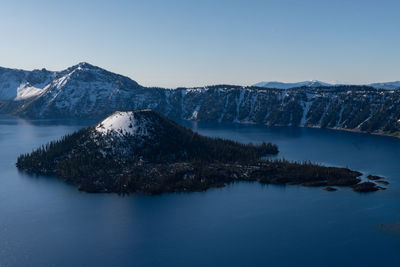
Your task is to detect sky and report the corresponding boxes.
[0,0,399,88]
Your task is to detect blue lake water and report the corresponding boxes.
[0,115,399,266]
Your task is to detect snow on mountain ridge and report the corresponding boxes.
[6,62,144,118]
[254,80,400,90]
[0,67,56,100]
[369,81,400,90]
[253,80,332,89]
[0,62,141,102]
[15,83,45,100]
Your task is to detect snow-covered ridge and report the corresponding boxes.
[254,80,400,90]
[253,80,331,89]
[95,110,152,137]
[369,81,400,90]
[0,67,56,101]
[2,62,399,104]
[1,62,400,137]
[0,62,140,102]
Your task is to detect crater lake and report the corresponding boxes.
[0,115,399,266]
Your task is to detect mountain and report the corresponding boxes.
[0,62,148,118]
[253,80,332,89]
[17,110,382,193]
[369,81,400,90]
[1,63,400,137]
[175,85,400,136]
[18,109,278,165]
[254,80,400,90]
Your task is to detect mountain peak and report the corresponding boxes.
[70,62,98,70]
[95,110,156,137]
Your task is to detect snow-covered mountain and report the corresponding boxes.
[0,62,150,117]
[1,63,400,137]
[32,62,144,117]
[369,81,400,90]
[0,62,142,104]
[254,80,400,90]
[253,80,332,89]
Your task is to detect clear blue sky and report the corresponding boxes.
[1,0,399,88]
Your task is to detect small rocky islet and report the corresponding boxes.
[16,110,385,194]
[367,175,384,181]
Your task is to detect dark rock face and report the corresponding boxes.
[351,182,382,192]
[367,175,384,180]
[376,180,390,185]
[324,187,338,191]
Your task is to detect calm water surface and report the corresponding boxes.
[0,116,399,266]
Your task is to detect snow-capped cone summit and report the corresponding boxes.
[91,110,188,152]
[96,110,153,137]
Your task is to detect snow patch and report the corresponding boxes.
[190,105,200,120]
[300,100,312,126]
[95,111,150,137]
[15,83,44,100]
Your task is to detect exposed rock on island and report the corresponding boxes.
[351,182,385,192]
[367,175,384,181]
[324,187,338,192]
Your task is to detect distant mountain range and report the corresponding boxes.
[253,80,332,89]
[253,80,400,90]
[1,63,399,103]
[1,62,400,137]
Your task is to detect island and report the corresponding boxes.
[16,110,385,194]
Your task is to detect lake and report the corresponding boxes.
[0,115,399,266]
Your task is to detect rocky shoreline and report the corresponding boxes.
[18,158,385,195]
